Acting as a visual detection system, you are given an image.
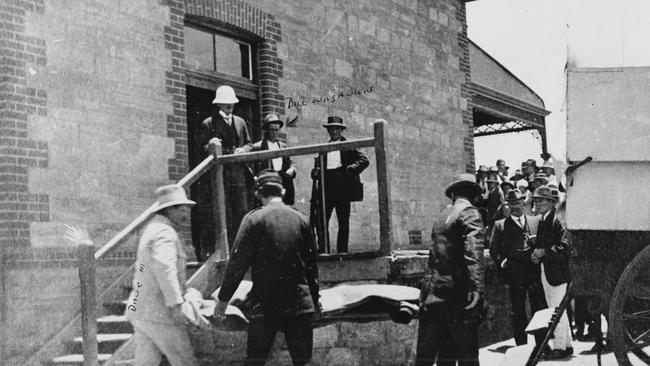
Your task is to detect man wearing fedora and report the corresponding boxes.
[531,186,573,359]
[125,185,198,366]
[310,116,369,253]
[416,173,485,366]
[490,190,546,348]
[248,113,297,205]
[193,85,255,260]
[484,170,505,229]
[214,170,320,366]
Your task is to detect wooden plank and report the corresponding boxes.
[374,120,392,255]
[208,139,229,259]
[218,138,375,164]
[78,241,98,366]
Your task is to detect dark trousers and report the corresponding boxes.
[246,313,314,366]
[324,167,351,253]
[508,281,547,346]
[325,199,350,253]
[415,302,480,366]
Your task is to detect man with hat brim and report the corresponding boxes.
[489,189,547,349]
[416,173,485,366]
[530,172,549,195]
[540,160,558,187]
[193,85,255,260]
[530,186,573,359]
[249,113,297,205]
[125,185,198,366]
[484,172,505,229]
[476,165,489,199]
[214,170,320,366]
[310,116,369,253]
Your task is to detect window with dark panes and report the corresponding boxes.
[184,25,252,80]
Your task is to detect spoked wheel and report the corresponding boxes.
[610,245,650,365]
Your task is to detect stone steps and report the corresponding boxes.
[46,261,203,365]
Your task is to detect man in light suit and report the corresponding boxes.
[193,85,255,259]
[248,113,296,205]
[531,186,573,360]
[125,185,198,366]
[490,190,546,348]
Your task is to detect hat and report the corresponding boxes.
[153,185,195,212]
[533,172,549,182]
[541,160,555,172]
[486,174,499,183]
[255,169,284,189]
[477,165,488,173]
[488,166,499,174]
[444,173,482,198]
[505,189,525,202]
[532,185,559,201]
[516,179,529,188]
[212,85,239,104]
[500,181,515,189]
[322,116,346,129]
[526,159,538,167]
[262,113,284,129]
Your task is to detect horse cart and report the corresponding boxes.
[565,67,650,365]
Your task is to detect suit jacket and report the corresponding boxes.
[198,113,253,155]
[536,208,571,286]
[422,198,485,304]
[218,201,320,317]
[125,215,187,325]
[489,215,541,287]
[249,139,295,205]
[316,136,369,202]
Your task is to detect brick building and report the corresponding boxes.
[0,0,547,364]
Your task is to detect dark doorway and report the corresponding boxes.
[186,85,259,260]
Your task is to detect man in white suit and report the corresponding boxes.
[125,185,198,366]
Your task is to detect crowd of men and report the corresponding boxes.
[121,84,588,365]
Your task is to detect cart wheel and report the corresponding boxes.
[610,245,650,365]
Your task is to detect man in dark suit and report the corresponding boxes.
[214,170,320,366]
[416,173,485,366]
[248,114,296,205]
[531,186,573,359]
[311,116,369,253]
[193,85,254,260]
[490,189,546,347]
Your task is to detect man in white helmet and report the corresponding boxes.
[193,85,254,260]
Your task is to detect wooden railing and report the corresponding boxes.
[77,119,391,366]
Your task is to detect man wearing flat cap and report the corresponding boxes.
[489,190,546,348]
[249,113,297,205]
[125,185,198,366]
[214,170,320,366]
[192,85,255,260]
[416,173,485,366]
[311,116,369,253]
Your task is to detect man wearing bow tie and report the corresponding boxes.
[193,85,254,260]
[489,190,546,348]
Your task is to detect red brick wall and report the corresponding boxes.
[0,0,49,248]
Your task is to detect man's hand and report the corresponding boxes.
[171,303,187,325]
[465,291,481,310]
[213,300,228,321]
[531,248,546,264]
[234,147,246,154]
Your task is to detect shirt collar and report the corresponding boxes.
[219,110,232,120]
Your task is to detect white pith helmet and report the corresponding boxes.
[212,85,239,104]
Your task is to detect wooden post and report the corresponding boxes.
[318,152,330,253]
[374,120,392,255]
[78,240,98,366]
[208,138,228,260]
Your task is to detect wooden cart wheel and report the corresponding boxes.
[610,245,650,366]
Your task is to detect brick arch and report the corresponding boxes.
[183,0,285,116]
